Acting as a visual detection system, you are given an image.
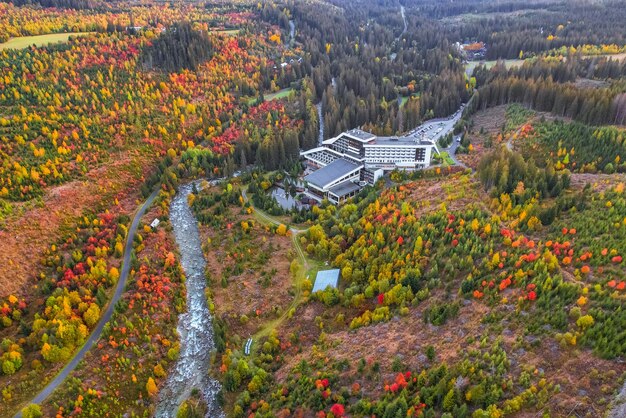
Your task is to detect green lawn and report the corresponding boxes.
[265,87,294,101]
[398,93,419,108]
[0,32,92,50]
[438,151,455,166]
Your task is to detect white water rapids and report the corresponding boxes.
[155,181,224,418]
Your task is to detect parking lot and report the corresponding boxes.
[404,105,465,144]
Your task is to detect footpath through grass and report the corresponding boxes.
[252,231,308,341]
[241,188,316,344]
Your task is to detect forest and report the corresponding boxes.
[141,22,215,73]
[0,0,625,417]
[469,57,626,125]
[410,0,626,59]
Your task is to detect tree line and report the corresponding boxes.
[469,58,626,126]
[2,0,100,10]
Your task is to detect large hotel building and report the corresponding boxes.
[301,129,439,204]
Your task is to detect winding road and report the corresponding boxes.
[13,189,159,418]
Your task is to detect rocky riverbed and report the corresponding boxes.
[155,181,224,418]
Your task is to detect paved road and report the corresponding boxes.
[401,105,468,169]
[13,189,159,418]
[288,20,295,46]
[396,5,407,42]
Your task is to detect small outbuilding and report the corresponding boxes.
[312,269,340,292]
[150,218,160,229]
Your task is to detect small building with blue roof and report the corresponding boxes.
[312,269,341,292]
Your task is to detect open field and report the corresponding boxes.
[196,197,298,341]
[457,105,508,168]
[0,32,92,50]
[247,87,294,105]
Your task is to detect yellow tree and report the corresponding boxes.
[146,377,158,397]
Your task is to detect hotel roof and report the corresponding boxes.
[344,129,376,141]
[328,180,361,197]
[369,136,420,146]
[303,158,362,189]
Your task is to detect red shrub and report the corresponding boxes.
[329,404,345,417]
